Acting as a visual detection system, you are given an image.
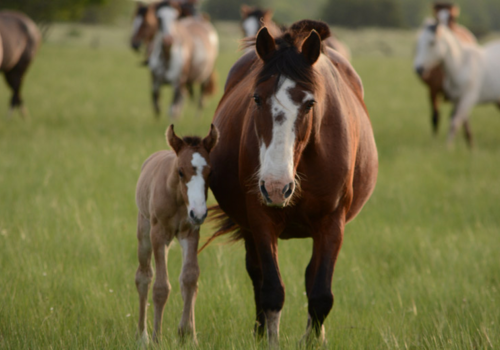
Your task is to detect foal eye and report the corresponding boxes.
[253,94,262,106]
[178,169,184,178]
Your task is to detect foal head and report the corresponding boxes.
[167,124,219,225]
[250,21,329,207]
[131,2,158,51]
[414,11,454,78]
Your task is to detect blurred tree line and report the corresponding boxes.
[202,0,500,35]
[1,0,499,35]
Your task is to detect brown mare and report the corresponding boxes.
[240,5,351,60]
[415,3,476,134]
[0,11,41,118]
[131,1,218,119]
[135,124,218,345]
[203,20,378,346]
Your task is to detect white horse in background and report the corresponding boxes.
[414,11,500,147]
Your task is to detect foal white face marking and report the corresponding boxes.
[157,6,179,36]
[242,16,260,37]
[186,152,207,222]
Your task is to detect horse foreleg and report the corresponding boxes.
[301,214,344,347]
[463,120,474,149]
[151,76,161,118]
[447,95,476,147]
[169,84,184,120]
[249,225,284,348]
[177,230,200,345]
[244,234,266,338]
[430,88,440,135]
[199,72,216,111]
[151,222,172,343]
[135,213,153,345]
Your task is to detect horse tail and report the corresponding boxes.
[203,71,217,97]
[198,205,241,254]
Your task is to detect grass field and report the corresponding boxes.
[0,22,499,349]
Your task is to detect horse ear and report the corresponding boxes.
[256,27,276,62]
[240,4,250,18]
[301,30,321,65]
[450,5,460,19]
[203,124,219,153]
[166,124,184,154]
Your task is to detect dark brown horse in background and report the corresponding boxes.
[415,2,476,134]
[240,5,351,60]
[202,20,378,347]
[0,11,41,118]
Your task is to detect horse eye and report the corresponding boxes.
[178,169,184,178]
[253,94,262,106]
[305,100,316,111]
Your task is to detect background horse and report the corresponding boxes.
[414,12,500,147]
[204,20,378,347]
[415,3,476,135]
[135,124,218,345]
[144,1,218,118]
[0,11,41,118]
[240,4,351,61]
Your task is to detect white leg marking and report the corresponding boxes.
[266,310,281,348]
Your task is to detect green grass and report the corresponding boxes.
[0,22,499,349]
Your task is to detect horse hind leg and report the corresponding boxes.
[135,213,153,345]
[430,88,440,135]
[463,120,474,149]
[151,78,161,118]
[151,222,172,343]
[198,71,216,111]
[4,65,28,119]
[177,231,201,345]
[169,85,185,120]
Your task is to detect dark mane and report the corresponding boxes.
[252,20,331,92]
[182,136,202,147]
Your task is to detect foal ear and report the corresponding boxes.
[301,29,322,65]
[256,27,276,62]
[203,124,219,153]
[166,124,184,154]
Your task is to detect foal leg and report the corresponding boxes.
[135,213,153,344]
[177,229,200,344]
[151,222,173,342]
[244,233,266,338]
[301,214,344,347]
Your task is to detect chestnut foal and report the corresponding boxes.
[134,124,218,345]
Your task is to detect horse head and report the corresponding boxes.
[131,2,158,51]
[240,5,273,37]
[250,21,329,207]
[166,124,219,225]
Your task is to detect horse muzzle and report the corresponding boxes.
[131,40,141,51]
[259,179,295,208]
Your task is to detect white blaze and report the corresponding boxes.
[242,17,260,37]
[259,78,313,183]
[157,6,179,36]
[186,153,207,219]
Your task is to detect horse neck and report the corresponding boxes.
[440,28,468,77]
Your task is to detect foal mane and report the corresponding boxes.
[243,20,332,92]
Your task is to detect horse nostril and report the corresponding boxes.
[283,182,294,199]
[415,66,424,77]
[260,181,271,203]
[190,210,195,219]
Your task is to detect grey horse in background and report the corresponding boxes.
[0,11,41,118]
